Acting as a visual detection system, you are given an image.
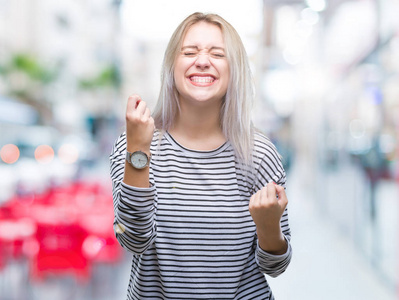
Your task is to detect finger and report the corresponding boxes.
[249,191,260,210]
[127,95,141,113]
[259,186,268,204]
[149,116,156,130]
[143,107,151,119]
[275,185,288,207]
[266,182,277,202]
[136,100,148,115]
[128,95,141,106]
[249,194,255,207]
[249,192,256,206]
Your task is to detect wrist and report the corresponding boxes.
[126,150,151,170]
[126,147,151,156]
[126,140,151,152]
[257,228,287,255]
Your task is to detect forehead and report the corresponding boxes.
[182,22,224,47]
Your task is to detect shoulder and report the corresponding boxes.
[251,130,286,187]
[253,131,282,164]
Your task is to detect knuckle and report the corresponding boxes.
[253,202,262,210]
[282,197,288,205]
[249,195,254,203]
[125,112,133,120]
[262,201,274,209]
[126,113,140,123]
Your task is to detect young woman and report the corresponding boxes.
[110,12,292,300]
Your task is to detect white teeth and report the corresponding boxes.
[190,76,214,83]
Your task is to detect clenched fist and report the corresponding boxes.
[126,95,155,152]
[249,182,288,254]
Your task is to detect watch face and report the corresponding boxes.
[131,151,148,169]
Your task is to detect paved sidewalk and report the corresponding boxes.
[267,164,397,300]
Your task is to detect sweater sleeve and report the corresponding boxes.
[109,132,157,255]
[252,135,292,277]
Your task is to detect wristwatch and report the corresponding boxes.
[126,150,151,169]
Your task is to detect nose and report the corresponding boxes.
[195,53,211,69]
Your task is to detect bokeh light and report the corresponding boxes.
[58,144,79,164]
[0,144,20,164]
[34,145,54,164]
[82,236,106,258]
[301,8,320,25]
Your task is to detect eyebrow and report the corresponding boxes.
[181,45,225,51]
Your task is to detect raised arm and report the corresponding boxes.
[123,94,154,188]
[109,95,157,255]
[249,135,292,277]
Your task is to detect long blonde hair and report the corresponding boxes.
[153,12,255,166]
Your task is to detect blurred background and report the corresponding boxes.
[0,0,398,299]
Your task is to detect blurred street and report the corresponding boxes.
[1,0,399,299]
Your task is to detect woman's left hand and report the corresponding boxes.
[249,182,288,254]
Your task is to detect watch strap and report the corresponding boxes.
[126,150,132,164]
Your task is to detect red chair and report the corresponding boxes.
[30,214,90,282]
[1,179,121,285]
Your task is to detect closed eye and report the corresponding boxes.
[183,52,197,57]
[211,53,225,58]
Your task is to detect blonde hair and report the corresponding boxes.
[153,12,255,167]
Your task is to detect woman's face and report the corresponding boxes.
[173,21,230,107]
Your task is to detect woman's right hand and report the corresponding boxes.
[125,95,155,152]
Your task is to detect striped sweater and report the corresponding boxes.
[110,130,292,300]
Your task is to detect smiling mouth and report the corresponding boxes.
[189,76,216,84]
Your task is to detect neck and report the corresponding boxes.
[169,100,226,150]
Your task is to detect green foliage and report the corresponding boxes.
[79,64,120,90]
[9,53,57,83]
[0,53,120,91]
